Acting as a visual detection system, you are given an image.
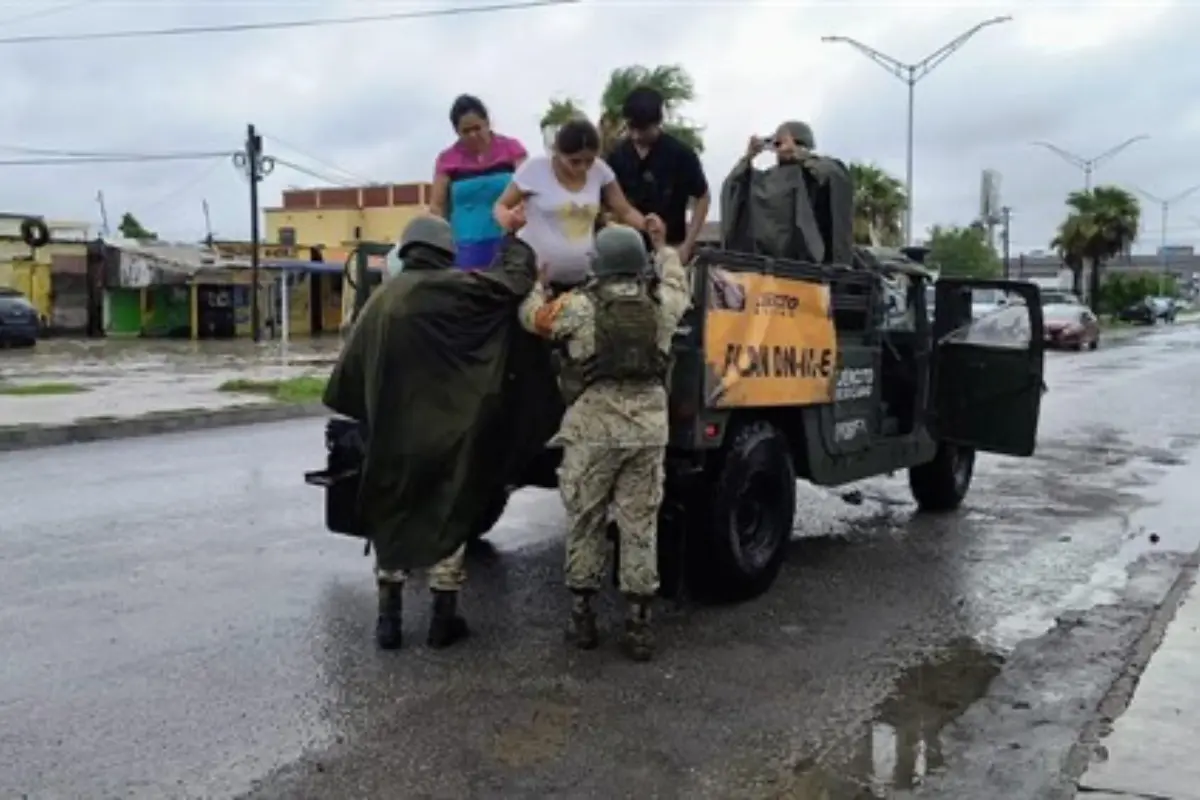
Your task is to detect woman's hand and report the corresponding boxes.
[496,203,527,232]
[646,214,667,250]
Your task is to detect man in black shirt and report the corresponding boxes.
[607,86,711,263]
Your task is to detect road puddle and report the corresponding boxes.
[775,638,1003,798]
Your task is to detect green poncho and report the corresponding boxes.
[322,238,563,571]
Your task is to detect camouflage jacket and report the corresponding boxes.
[518,248,692,447]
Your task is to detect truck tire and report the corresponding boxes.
[690,420,796,602]
[909,443,975,512]
[469,487,511,541]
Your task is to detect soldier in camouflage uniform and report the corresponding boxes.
[518,224,691,661]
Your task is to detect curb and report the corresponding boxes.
[1065,550,1200,796]
[1101,316,1199,343]
[0,402,328,453]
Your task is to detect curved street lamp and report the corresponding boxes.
[1032,136,1149,192]
[1132,183,1200,294]
[822,15,1013,246]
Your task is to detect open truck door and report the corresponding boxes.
[931,279,1045,457]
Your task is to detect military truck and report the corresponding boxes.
[308,155,1046,604]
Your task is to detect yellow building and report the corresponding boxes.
[263,182,430,250]
[263,182,426,331]
[0,217,90,321]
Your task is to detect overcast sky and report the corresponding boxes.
[0,0,1195,254]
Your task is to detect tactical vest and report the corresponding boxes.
[556,280,666,403]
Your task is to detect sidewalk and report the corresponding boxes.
[1076,574,1200,799]
[0,336,342,384]
[0,340,335,449]
[0,338,338,425]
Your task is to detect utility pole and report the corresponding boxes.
[1133,183,1200,296]
[1000,206,1012,279]
[822,15,1012,246]
[95,190,110,237]
[233,124,275,341]
[201,199,214,247]
[1032,136,1149,191]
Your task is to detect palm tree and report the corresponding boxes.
[539,64,704,155]
[848,162,907,246]
[1050,186,1140,308]
[1049,214,1090,297]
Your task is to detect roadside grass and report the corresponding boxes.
[0,381,89,396]
[217,375,327,404]
[1099,318,1133,331]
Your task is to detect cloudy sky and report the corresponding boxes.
[0,0,1194,254]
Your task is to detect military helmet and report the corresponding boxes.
[776,120,815,150]
[398,214,456,259]
[592,224,650,278]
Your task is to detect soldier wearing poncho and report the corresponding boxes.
[324,214,548,652]
[518,224,691,662]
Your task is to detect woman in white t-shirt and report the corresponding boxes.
[493,118,657,288]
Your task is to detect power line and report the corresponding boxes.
[272,157,361,189]
[262,133,374,185]
[0,0,578,46]
[0,143,233,159]
[138,159,231,215]
[0,152,234,166]
[0,0,93,27]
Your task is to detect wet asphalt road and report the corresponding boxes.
[4,326,1200,800]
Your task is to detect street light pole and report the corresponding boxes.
[822,15,1012,246]
[1031,136,1149,192]
[1133,183,1200,295]
[1001,205,1012,279]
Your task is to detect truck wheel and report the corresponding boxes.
[690,420,796,602]
[470,487,511,541]
[909,443,975,512]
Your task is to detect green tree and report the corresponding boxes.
[539,64,704,155]
[926,224,1002,278]
[1097,272,1177,315]
[848,162,907,246]
[1049,186,1140,308]
[118,212,157,240]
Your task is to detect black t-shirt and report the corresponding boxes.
[608,133,709,246]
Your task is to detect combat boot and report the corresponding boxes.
[375,580,404,651]
[567,590,599,650]
[427,590,469,649]
[622,595,655,662]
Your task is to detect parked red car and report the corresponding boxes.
[1043,303,1099,350]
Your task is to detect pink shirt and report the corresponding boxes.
[434,134,527,179]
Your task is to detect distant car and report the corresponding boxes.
[971,287,1006,320]
[1115,297,1176,325]
[1040,288,1081,306]
[1044,303,1100,350]
[1148,296,1178,323]
[0,288,39,347]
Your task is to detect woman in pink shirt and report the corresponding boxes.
[430,95,528,270]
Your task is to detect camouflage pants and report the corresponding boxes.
[558,444,664,596]
[375,544,466,592]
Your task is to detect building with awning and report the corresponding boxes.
[96,238,385,339]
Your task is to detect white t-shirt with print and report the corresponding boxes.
[514,155,615,285]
